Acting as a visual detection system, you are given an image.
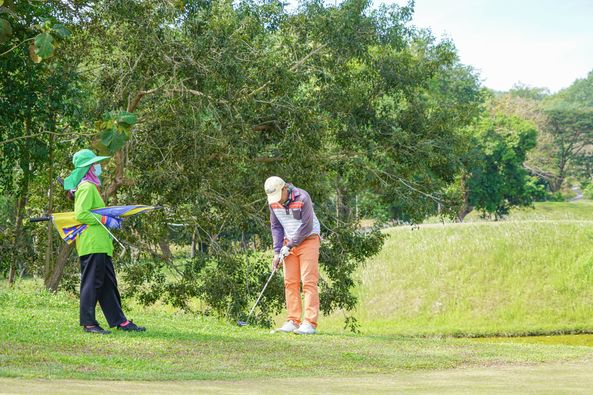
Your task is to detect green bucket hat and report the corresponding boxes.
[63,149,110,190]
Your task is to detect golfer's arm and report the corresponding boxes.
[270,209,284,254]
[287,195,313,249]
[74,187,102,225]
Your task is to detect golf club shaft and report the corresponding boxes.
[92,215,126,251]
[245,260,282,320]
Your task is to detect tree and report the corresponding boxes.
[0,1,83,285]
[1,0,488,329]
[491,91,560,193]
[456,111,543,221]
[92,0,481,326]
[543,70,593,187]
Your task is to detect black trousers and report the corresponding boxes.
[79,253,126,327]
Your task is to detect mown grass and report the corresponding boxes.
[3,201,593,381]
[1,281,592,381]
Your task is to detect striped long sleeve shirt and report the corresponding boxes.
[269,186,320,254]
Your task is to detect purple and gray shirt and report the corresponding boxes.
[269,186,320,253]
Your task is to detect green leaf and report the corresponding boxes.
[100,128,115,147]
[52,24,71,39]
[34,32,54,59]
[0,18,11,43]
[115,111,137,126]
[0,1,4,7]
[100,128,128,154]
[111,131,128,151]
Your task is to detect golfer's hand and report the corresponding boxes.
[279,245,291,259]
[101,216,122,229]
[272,255,283,270]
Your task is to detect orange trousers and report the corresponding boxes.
[282,235,320,327]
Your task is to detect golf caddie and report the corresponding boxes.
[64,149,145,334]
[265,176,321,335]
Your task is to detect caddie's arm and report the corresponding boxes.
[286,191,314,249]
[74,185,102,225]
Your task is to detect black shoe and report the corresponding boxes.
[83,325,112,335]
[117,320,146,332]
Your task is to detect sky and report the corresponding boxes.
[387,0,593,92]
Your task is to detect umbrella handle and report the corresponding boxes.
[30,216,52,223]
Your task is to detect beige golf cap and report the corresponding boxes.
[264,176,286,204]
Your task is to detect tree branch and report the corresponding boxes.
[0,37,34,57]
[0,130,95,145]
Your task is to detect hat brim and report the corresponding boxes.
[78,155,110,168]
[267,190,283,205]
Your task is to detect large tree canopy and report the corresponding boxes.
[4,0,548,329]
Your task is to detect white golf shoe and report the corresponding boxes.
[276,320,299,333]
[293,321,317,335]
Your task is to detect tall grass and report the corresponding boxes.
[325,219,593,336]
[425,200,593,223]
[504,200,593,221]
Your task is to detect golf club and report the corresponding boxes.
[238,257,285,327]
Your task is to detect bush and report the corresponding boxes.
[584,184,593,200]
[546,192,565,202]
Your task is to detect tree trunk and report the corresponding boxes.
[457,173,473,222]
[548,154,566,193]
[548,177,564,193]
[44,130,55,284]
[8,194,27,284]
[9,144,31,285]
[159,238,173,261]
[46,243,75,292]
[190,227,197,258]
[335,186,341,226]
[335,185,353,223]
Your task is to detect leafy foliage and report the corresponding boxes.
[456,108,543,220]
[4,0,587,331]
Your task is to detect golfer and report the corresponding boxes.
[265,176,321,335]
[64,149,145,334]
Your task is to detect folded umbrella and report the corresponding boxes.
[30,205,161,244]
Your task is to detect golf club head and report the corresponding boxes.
[237,320,249,327]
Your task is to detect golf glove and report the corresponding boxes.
[272,255,283,270]
[101,216,122,230]
[279,245,291,259]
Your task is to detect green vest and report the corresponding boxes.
[74,181,114,257]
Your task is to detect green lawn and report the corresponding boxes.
[2,201,593,385]
[5,362,593,394]
[1,281,592,381]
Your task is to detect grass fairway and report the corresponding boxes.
[424,200,593,223]
[4,361,593,394]
[1,282,592,383]
[2,201,593,392]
